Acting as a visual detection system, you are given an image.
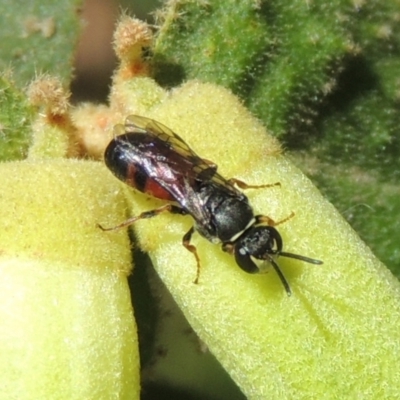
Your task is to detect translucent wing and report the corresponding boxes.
[124,115,213,178]
[130,114,245,188]
[126,116,243,190]
[122,115,230,223]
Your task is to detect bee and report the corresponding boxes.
[100,115,322,295]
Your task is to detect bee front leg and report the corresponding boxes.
[256,211,295,227]
[228,178,280,190]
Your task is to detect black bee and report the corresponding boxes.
[101,115,322,295]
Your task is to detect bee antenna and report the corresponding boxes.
[267,256,292,297]
[280,252,323,265]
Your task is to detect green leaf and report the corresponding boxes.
[0,75,34,160]
[0,0,82,86]
[153,0,400,277]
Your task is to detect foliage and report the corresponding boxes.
[152,0,400,275]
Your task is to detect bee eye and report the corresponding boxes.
[234,247,259,273]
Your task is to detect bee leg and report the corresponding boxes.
[98,204,186,231]
[256,211,295,227]
[228,178,281,190]
[182,226,202,284]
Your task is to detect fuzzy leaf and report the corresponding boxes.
[0,0,82,86]
[0,76,34,160]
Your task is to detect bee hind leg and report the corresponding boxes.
[98,204,186,231]
[182,226,202,284]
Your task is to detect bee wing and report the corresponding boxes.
[125,115,218,182]
[113,123,126,136]
[122,116,241,224]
